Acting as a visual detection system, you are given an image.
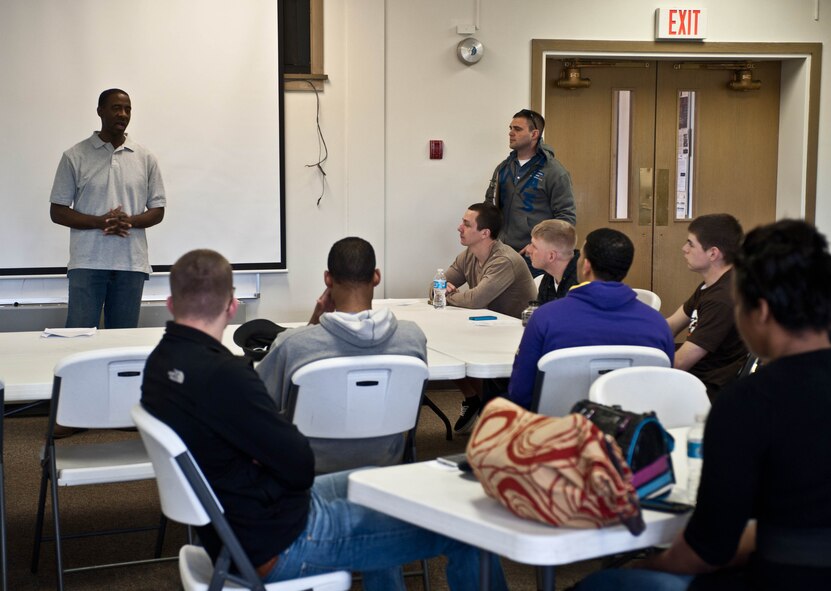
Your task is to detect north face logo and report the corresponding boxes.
[167,369,185,384]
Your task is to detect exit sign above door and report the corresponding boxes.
[655,8,707,40]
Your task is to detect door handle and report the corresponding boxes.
[656,169,669,226]
[638,168,653,225]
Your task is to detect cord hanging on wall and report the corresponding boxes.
[304,79,329,206]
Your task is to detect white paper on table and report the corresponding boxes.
[41,327,97,338]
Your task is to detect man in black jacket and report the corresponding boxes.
[141,249,506,591]
[526,219,580,304]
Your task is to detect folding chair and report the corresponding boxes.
[131,404,351,591]
[287,355,431,589]
[30,347,167,590]
[632,288,662,311]
[589,366,710,428]
[532,345,671,417]
[287,355,429,467]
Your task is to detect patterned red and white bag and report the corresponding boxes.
[466,397,645,534]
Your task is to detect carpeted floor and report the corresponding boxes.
[3,387,603,590]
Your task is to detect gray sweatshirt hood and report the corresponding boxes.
[318,308,398,348]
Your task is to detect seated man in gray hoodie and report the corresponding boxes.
[257,237,427,473]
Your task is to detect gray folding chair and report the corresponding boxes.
[532,345,671,417]
[131,404,351,591]
[30,347,168,590]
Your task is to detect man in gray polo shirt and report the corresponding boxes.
[50,89,166,328]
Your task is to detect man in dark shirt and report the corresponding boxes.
[141,249,507,591]
[577,219,831,591]
[526,219,579,304]
[666,214,747,398]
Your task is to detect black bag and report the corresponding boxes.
[233,319,286,362]
[571,400,675,499]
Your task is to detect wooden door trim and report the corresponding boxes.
[531,40,822,222]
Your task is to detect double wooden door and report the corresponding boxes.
[545,59,780,313]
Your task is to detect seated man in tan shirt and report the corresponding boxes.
[439,202,537,433]
[443,202,537,319]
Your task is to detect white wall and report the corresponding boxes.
[251,0,831,321]
[252,0,389,321]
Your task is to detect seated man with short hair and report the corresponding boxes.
[443,202,537,319]
[526,219,580,303]
[257,237,426,474]
[508,228,675,409]
[666,214,748,399]
[441,203,538,432]
[141,248,506,591]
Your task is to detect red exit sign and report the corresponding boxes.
[655,8,707,40]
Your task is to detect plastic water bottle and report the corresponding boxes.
[521,300,540,326]
[686,413,706,503]
[432,269,447,310]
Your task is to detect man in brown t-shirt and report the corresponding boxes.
[666,214,748,399]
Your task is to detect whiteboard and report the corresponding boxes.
[0,0,285,275]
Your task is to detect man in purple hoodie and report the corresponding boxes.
[508,228,675,409]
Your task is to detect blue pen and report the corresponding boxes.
[469,315,497,321]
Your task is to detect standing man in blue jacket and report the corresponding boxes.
[485,108,575,275]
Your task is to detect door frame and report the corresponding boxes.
[531,40,822,222]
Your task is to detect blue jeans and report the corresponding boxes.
[264,470,507,591]
[66,269,147,329]
[577,568,694,590]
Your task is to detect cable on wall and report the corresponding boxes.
[304,79,329,206]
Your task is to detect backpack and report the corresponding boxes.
[571,400,675,500]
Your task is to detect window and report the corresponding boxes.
[675,91,696,219]
[611,90,632,219]
[283,0,327,91]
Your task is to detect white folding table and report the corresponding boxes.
[349,427,692,590]
[0,321,468,405]
[349,461,689,590]
[373,299,524,378]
